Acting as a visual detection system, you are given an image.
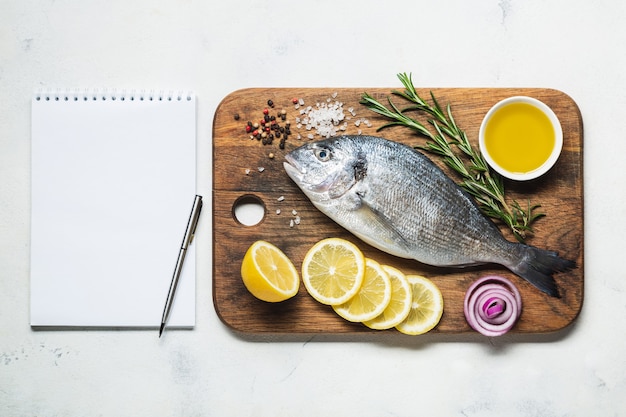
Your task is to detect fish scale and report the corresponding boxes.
[284,135,575,297]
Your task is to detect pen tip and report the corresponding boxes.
[159,322,165,338]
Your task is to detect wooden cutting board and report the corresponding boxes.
[212,87,584,335]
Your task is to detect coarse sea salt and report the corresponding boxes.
[355,118,372,128]
[295,94,348,139]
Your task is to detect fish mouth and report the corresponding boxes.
[283,154,303,180]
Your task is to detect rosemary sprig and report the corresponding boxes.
[360,72,544,242]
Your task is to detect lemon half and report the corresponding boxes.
[240,240,300,302]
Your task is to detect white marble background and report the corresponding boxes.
[1,1,625,416]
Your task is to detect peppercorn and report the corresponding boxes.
[240,101,295,148]
[234,113,240,121]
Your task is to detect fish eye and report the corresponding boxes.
[315,147,331,162]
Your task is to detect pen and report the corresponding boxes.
[159,194,203,337]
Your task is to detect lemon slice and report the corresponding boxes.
[332,258,392,322]
[363,265,412,330]
[301,238,365,305]
[240,240,300,302]
[395,275,443,335]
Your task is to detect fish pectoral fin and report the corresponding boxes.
[352,203,414,258]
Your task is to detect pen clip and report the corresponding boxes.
[183,195,203,248]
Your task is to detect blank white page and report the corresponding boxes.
[31,90,197,328]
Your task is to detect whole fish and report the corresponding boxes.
[283,135,575,297]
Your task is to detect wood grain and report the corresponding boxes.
[212,88,584,335]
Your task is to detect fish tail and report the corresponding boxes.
[509,245,576,298]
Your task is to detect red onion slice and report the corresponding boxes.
[464,275,522,336]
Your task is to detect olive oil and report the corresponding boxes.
[483,102,555,174]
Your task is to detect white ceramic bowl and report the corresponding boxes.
[478,96,563,181]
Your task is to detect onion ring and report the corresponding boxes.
[464,275,522,336]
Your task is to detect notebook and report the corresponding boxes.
[30,89,197,328]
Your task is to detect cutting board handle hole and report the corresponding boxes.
[232,194,266,226]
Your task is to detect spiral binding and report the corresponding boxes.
[34,88,195,102]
